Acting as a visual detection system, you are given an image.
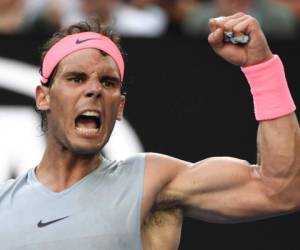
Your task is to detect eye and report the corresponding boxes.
[66,73,87,84]
[101,77,121,89]
[68,76,84,84]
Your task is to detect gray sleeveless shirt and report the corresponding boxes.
[0,154,145,250]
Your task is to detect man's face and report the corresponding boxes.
[38,48,125,155]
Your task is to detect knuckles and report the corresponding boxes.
[235,12,246,16]
[224,22,233,31]
[213,13,259,33]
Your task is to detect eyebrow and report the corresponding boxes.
[101,75,122,83]
[61,70,121,82]
[61,71,87,78]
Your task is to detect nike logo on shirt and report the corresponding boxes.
[75,38,101,44]
[37,216,69,228]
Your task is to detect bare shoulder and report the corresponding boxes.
[141,153,188,250]
[142,153,191,217]
[144,153,191,190]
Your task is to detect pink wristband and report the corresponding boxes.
[241,55,296,121]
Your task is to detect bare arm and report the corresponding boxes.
[257,114,300,203]
[149,114,299,223]
[149,13,300,223]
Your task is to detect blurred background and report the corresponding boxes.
[0,0,299,37]
[0,0,300,249]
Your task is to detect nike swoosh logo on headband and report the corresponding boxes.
[75,38,102,44]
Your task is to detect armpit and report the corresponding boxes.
[144,208,183,228]
[142,208,183,250]
[153,190,183,212]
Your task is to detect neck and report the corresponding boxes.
[37,144,102,192]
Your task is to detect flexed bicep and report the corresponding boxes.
[162,157,287,223]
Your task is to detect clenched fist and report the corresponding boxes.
[208,12,273,67]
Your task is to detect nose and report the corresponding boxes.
[84,78,102,98]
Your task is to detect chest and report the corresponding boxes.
[0,186,142,250]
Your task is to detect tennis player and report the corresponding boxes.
[0,13,299,250]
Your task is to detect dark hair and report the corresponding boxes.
[37,16,126,133]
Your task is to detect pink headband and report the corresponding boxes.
[41,32,124,84]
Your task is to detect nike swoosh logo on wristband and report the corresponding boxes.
[37,216,69,228]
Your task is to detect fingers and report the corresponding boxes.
[208,17,221,32]
[223,15,249,35]
[208,28,224,48]
[232,18,258,36]
[208,12,244,32]
[208,12,259,37]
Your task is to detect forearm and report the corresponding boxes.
[244,55,300,201]
[257,114,300,190]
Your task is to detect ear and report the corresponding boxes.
[117,96,126,121]
[36,85,50,111]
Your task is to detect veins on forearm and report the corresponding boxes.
[257,115,300,201]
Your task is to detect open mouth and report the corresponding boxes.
[75,111,101,134]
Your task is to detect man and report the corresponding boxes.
[0,13,299,250]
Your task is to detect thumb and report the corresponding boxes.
[208,28,224,49]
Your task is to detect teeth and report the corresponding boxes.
[81,111,100,117]
[76,127,99,133]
